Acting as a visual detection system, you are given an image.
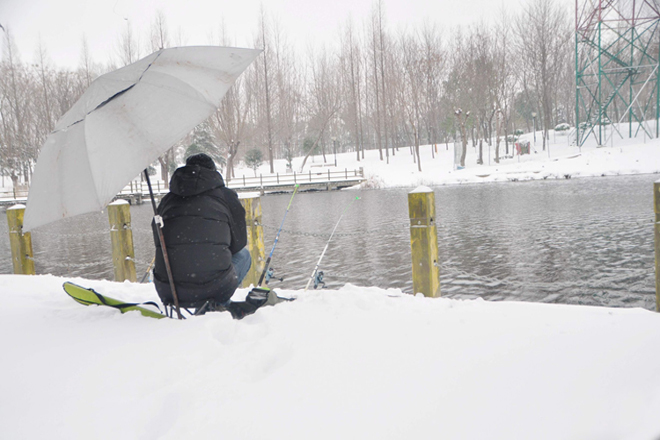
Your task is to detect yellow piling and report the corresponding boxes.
[408,186,440,297]
[7,204,35,275]
[241,195,266,288]
[655,180,660,312]
[108,200,137,282]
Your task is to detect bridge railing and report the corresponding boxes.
[116,168,365,195]
[118,180,168,196]
[0,187,29,201]
[227,167,364,189]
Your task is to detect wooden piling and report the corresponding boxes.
[408,187,440,297]
[108,200,137,282]
[655,180,660,312]
[7,204,35,275]
[240,195,266,288]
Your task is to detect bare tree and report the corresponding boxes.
[514,0,572,151]
[115,21,140,66]
[209,23,254,181]
[0,28,30,186]
[258,7,275,173]
[272,19,302,171]
[465,26,498,165]
[493,10,517,158]
[444,30,473,168]
[214,71,254,180]
[299,46,341,171]
[149,10,170,52]
[34,38,54,139]
[400,32,424,171]
[340,18,364,162]
[375,0,393,161]
[419,23,444,150]
[78,35,95,88]
[368,5,384,162]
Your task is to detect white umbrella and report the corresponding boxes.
[24,46,260,231]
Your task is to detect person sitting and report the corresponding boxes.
[152,153,251,314]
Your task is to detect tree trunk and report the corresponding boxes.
[477,138,483,165]
[377,0,391,163]
[495,112,501,164]
[415,129,422,172]
[349,40,361,163]
[158,156,169,189]
[226,154,235,182]
[458,118,468,167]
[225,141,239,183]
[261,12,275,173]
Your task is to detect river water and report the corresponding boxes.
[1,174,657,310]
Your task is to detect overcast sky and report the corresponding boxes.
[1,0,574,69]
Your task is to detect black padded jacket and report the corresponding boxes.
[152,165,247,306]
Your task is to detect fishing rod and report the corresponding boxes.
[140,257,156,283]
[256,184,300,288]
[304,196,360,291]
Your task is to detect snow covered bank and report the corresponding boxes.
[242,133,660,190]
[2,274,660,439]
[359,141,660,188]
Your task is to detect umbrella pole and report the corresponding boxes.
[144,169,183,319]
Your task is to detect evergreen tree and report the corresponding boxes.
[244,148,263,176]
[184,123,226,170]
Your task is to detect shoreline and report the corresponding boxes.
[357,169,660,191]
[351,141,660,189]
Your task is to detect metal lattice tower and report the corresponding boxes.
[575,0,660,146]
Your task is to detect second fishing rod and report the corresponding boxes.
[252,184,300,292]
[304,195,360,291]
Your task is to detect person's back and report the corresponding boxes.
[152,154,247,308]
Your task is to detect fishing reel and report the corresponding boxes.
[265,267,284,285]
[313,271,326,289]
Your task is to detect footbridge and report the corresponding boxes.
[0,168,366,208]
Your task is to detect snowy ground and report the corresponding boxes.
[2,274,660,440]
[2,129,660,439]
[238,128,660,189]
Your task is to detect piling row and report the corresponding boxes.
[10,184,659,308]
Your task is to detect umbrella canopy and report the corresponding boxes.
[24,46,260,231]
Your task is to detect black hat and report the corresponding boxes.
[186,153,216,171]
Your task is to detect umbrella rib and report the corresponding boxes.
[55,51,165,134]
[94,84,136,111]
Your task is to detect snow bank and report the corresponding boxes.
[2,274,660,439]
[239,132,660,190]
[354,141,660,189]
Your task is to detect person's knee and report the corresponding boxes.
[241,248,252,266]
[232,247,252,284]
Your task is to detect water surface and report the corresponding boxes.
[1,174,656,309]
